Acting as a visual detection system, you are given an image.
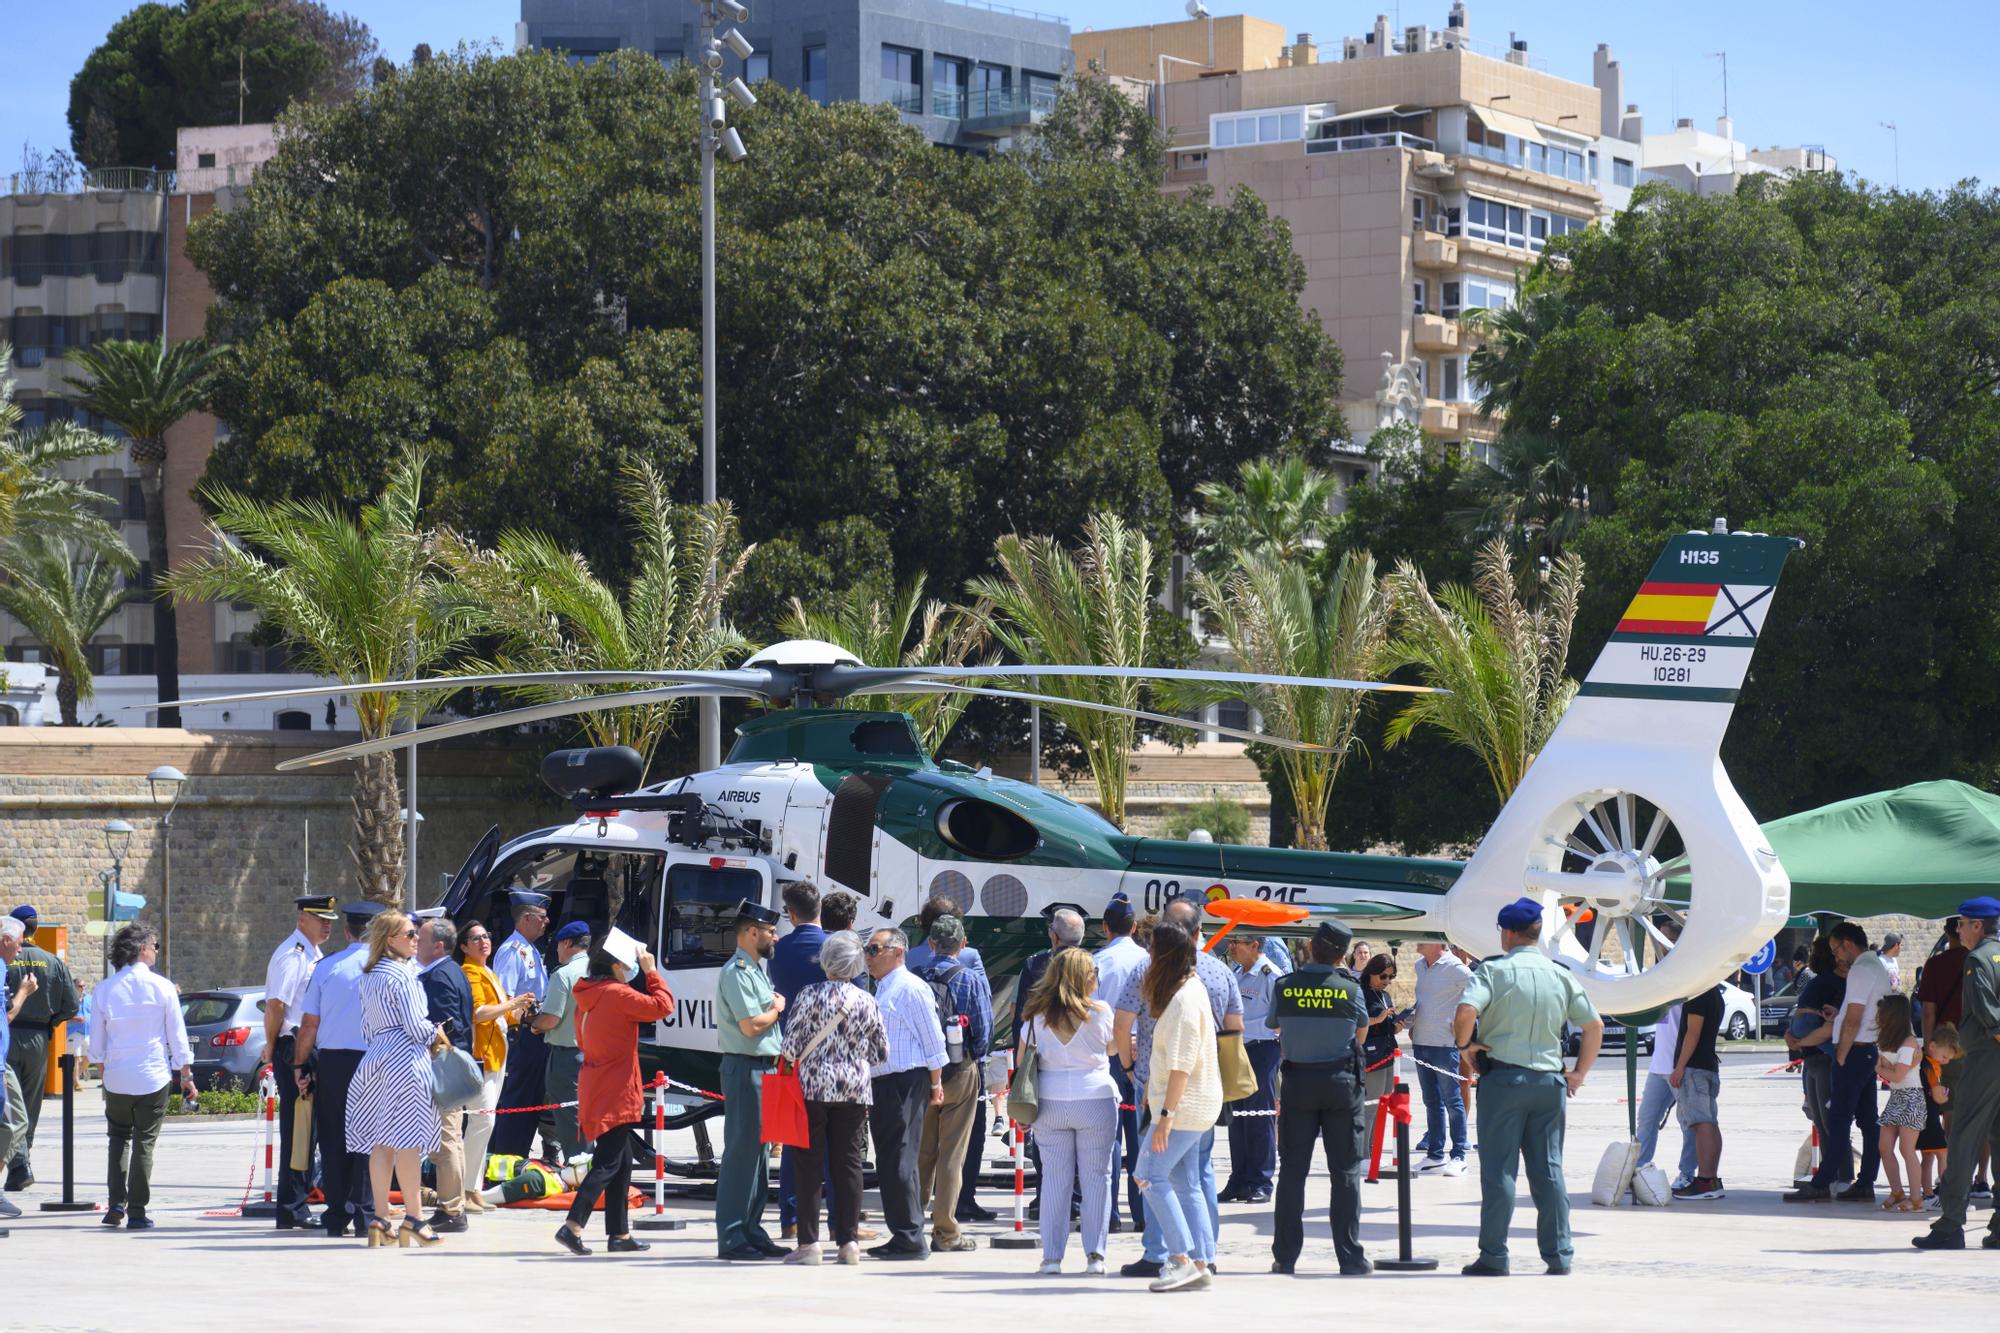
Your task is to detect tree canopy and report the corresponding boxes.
[188,52,1344,643]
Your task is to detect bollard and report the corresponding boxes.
[1373,1064,1437,1272]
[989,1113,1036,1250]
[241,1070,279,1218]
[39,1053,95,1213]
[634,1081,685,1231]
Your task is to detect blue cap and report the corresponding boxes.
[343,900,388,925]
[737,900,780,926]
[1958,896,2000,922]
[1497,897,1544,931]
[509,890,551,913]
[10,906,37,924]
[554,920,592,943]
[1103,892,1134,928]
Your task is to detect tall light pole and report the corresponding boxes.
[145,765,185,975]
[101,819,135,977]
[694,0,757,772]
[1879,121,1900,189]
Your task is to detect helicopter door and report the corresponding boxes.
[437,825,501,916]
[660,857,772,969]
[823,774,891,899]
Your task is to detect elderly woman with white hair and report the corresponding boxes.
[778,930,889,1266]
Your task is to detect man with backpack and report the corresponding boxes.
[917,915,993,1253]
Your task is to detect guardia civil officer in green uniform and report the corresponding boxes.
[1268,920,1373,1277]
[715,900,788,1261]
[1455,897,1601,1276]
[1915,895,2000,1251]
[5,904,80,1191]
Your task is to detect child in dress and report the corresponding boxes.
[1872,993,1924,1211]
[1918,1023,1959,1206]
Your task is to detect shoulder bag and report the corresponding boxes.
[1006,1020,1041,1127]
[1216,1030,1259,1103]
[431,1042,485,1113]
[762,1011,841,1150]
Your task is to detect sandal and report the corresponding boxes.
[1879,1191,1906,1211]
[1893,1197,1924,1212]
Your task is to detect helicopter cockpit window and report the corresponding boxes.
[935,799,1040,861]
[665,865,763,967]
[850,720,918,756]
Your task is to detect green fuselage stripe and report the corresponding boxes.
[1578,683,1741,703]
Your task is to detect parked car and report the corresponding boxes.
[1565,1014,1655,1058]
[1718,980,1756,1040]
[1759,977,1805,1038]
[1562,981,1758,1057]
[181,987,268,1092]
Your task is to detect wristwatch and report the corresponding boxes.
[1159,1108,1176,1120]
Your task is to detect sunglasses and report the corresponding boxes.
[863,943,901,957]
[401,928,420,938]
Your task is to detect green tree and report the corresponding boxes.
[1383,537,1584,804]
[0,534,133,725]
[65,339,225,728]
[163,454,474,902]
[1189,455,1342,577]
[967,515,1155,828]
[780,576,993,755]
[1462,284,1569,420]
[440,461,750,781]
[1448,429,1591,568]
[67,1,377,170]
[0,347,133,561]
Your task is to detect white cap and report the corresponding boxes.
[603,927,643,971]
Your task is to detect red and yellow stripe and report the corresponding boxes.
[1616,581,1717,635]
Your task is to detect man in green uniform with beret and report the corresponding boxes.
[1268,920,1372,1277]
[1455,897,1601,1276]
[1915,895,2000,1251]
[5,904,80,1192]
[715,900,788,1262]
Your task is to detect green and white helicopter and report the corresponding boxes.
[178,524,1799,1110]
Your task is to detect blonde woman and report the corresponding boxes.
[456,923,531,1206]
[347,910,446,1247]
[1021,947,1118,1275]
[1136,921,1222,1293]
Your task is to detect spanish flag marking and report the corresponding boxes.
[1616,582,1718,636]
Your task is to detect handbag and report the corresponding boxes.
[1006,1022,1041,1127]
[1216,1031,1259,1103]
[761,1016,840,1150]
[431,1043,484,1113]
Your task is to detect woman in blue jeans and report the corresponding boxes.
[1022,948,1120,1274]
[1134,922,1222,1293]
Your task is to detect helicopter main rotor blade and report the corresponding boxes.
[272,684,756,772]
[134,668,778,714]
[827,663,1441,696]
[904,683,1330,753]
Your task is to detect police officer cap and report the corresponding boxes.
[1103,891,1135,929]
[1497,897,1544,931]
[294,894,339,920]
[343,900,388,925]
[10,905,38,926]
[1314,919,1353,950]
[553,920,592,943]
[1958,895,2000,922]
[508,890,551,912]
[736,900,780,927]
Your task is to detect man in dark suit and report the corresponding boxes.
[770,880,828,1240]
[417,915,476,1233]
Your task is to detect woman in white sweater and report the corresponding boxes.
[1135,920,1222,1293]
[1021,948,1119,1274]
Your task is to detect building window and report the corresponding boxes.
[1588,149,1598,181]
[969,62,1010,116]
[1217,700,1252,733]
[655,48,683,66]
[745,52,769,83]
[1442,280,1462,318]
[804,46,827,104]
[541,38,617,65]
[1024,71,1059,113]
[1529,211,1589,253]
[882,46,922,114]
[1411,196,1426,228]
[1442,357,1461,402]
[933,56,969,119]
[1613,157,1636,187]
[1412,282,1427,315]
[275,710,313,731]
[1460,276,1513,312]
[1211,107,1304,149]
[1463,195,1527,248]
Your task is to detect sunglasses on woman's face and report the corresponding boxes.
[401,928,419,939]
[466,934,488,944]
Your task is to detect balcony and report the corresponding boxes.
[883,80,923,115]
[1422,401,1460,435]
[1304,130,1436,157]
[1414,232,1457,269]
[1413,314,1459,353]
[959,84,1059,138]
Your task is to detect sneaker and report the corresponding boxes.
[1038,1259,1063,1275]
[1417,1156,1448,1173]
[1188,1269,1213,1291]
[1971,1180,1994,1200]
[1926,1193,1943,1211]
[1149,1259,1205,1292]
[1085,1254,1107,1275]
[1672,1177,1725,1201]
[1442,1159,1466,1178]
[1670,1175,1693,1193]
[838,1242,862,1266]
[783,1245,821,1265]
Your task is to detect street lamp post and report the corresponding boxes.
[693,0,757,772]
[145,765,186,976]
[101,819,135,976]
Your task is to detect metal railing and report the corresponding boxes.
[1305,131,1435,155]
[5,166,171,197]
[883,79,924,115]
[949,0,1068,23]
[964,83,1059,120]
[934,87,966,119]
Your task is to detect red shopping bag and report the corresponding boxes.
[761,1059,810,1149]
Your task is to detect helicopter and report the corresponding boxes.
[172,523,1799,1113]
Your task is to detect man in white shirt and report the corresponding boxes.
[1092,893,1147,1232]
[1806,922,1894,1201]
[866,928,946,1259]
[86,925,194,1229]
[1410,942,1473,1170]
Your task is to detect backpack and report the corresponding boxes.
[923,961,969,1063]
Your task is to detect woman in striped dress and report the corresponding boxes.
[346,909,446,1247]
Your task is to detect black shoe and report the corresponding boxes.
[555,1224,591,1256]
[126,1213,155,1231]
[1216,1186,1246,1203]
[1983,1234,2000,1250]
[1461,1260,1508,1276]
[608,1237,651,1253]
[275,1213,320,1231]
[1122,1258,1163,1278]
[1244,1188,1272,1203]
[753,1238,790,1257]
[1912,1228,1964,1250]
[1835,1183,1875,1202]
[1545,1263,1572,1275]
[1783,1184,1832,1203]
[868,1241,929,1260]
[719,1243,774,1261]
[102,1208,126,1228]
[1341,1259,1375,1276]
[426,1211,469,1234]
[4,1165,31,1192]
[955,1204,997,1223]
[1270,1261,1295,1275]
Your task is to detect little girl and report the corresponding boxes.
[1918,1024,1959,1204]
[1874,992,1924,1211]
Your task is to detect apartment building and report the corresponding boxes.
[519,0,1075,150]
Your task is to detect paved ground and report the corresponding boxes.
[4,1049,1994,1331]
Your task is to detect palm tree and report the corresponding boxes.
[64,339,225,728]
[163,454,475,903]
[0,533,133,725]
[1448,429,1591,568]
[1171,550,1392,850]
[0,344,131,560]
[967,515,1154,828]
[440,460,752,782]
[781,576,993,755]
[1189,455,1341,576]
[1382,536,1584,803]
[1462,286,1568,419]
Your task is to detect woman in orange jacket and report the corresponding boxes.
[553,932,673,1255]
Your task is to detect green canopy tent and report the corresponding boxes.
[1745,780,2000,921]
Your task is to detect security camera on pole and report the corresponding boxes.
[693,0,758,771]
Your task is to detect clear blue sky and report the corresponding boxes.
[2,1,1984,192]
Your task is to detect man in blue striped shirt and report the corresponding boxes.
[917,916,991,1252]
[866,928,946,1259]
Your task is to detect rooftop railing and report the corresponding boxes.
[950,0,1068,24]
[1305,130,1436,155]
[5,165,171,197]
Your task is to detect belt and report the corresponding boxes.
[1488,1060,1562,1075]
[1281,1058,1356,1072]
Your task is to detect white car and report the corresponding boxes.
[1717,981,1756,1041]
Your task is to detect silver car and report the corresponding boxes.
[180,987,269,1092]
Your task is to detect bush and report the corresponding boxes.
[166,1081,263,1116]
[1163,792,1252,845]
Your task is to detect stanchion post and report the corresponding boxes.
[1374,1061,1437,1272]
[40,1053,94,1213]
[241,1069,279,1218]
[634,1079,685,1231]
[990,1103,1036,1250]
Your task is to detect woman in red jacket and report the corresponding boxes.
[553,932,674,1256]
